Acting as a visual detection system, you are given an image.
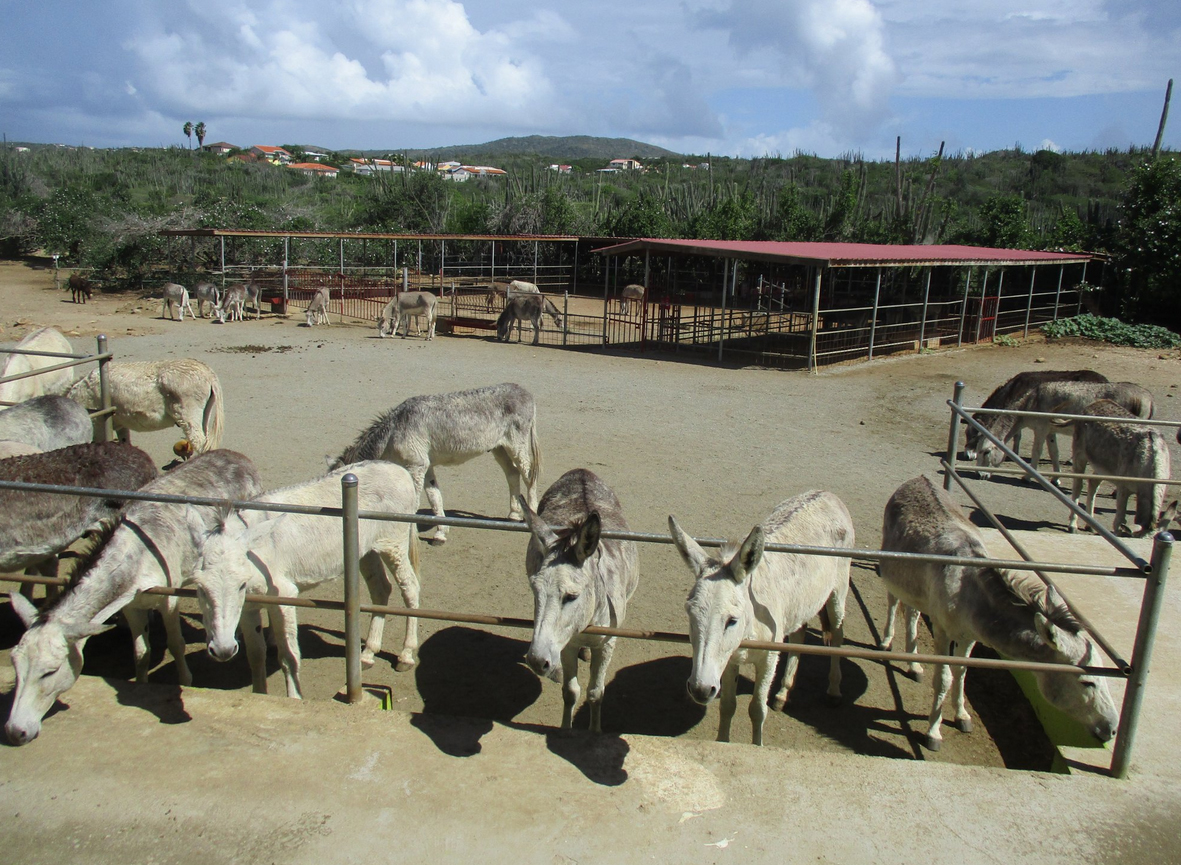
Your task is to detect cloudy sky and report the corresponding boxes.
[2,0,1177,158]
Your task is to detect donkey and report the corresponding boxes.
[377,291,437,339]
[189,461,420,697]
[0,395,93,453]
[330,382,541,544]
[496,293,564,345]
[305,287,331,326]
[0,442,158,576]
[68,359,225,454]
[243,281,263,319]
[669,490,854,746]
[161,283,197,321]
[618,284,645,315]
[522,469,639,732]
[192,282,220,319]
[214,284,245,322]
[879,476,1118,751]
[68,273,94,304]
[975,380,1154,478]
[4,450,262,745]
[964,370,1108,460]
[0,327,76,405]
[1055,400,1178,536]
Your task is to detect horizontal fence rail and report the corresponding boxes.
[0,335,115,439]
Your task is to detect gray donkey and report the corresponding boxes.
[0,395,93,454]
[496,293,564,345]
[522,469,639,733]
[975,379,1153,477]
[331,382,541,544]
[6,450,262,745]
[1056,400,1178,536]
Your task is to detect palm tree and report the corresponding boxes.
[183,122,193,150]
[195,122,206,150]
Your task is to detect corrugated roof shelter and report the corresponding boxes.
[596,239,1096,369]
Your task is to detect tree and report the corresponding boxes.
[194,122,207,149]
[976,195,1034,249]
[183,122,193,150]
[1113,156,1181,327]
[602,193,671,238]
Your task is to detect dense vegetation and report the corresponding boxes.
[0,138,1177,327]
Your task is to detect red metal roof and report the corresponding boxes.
[595,238,1091,267]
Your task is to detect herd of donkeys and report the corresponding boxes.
[1,327,1176,753]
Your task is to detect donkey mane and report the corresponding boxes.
[995,569,1081,634]
[334,409,397,467]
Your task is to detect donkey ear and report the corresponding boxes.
[572,512,601,566]
[522,498,559,548]
[64,620,115,641]
[1033,612,1061,652]
[9,592,40,629]
[668,516,710,575]
[730,525,765,582]
[1159,499,1179,530]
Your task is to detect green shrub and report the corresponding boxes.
[1041,314,1181,348]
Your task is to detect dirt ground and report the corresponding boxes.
[3,258,1180,770]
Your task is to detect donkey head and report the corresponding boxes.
[522,500,601,682]
[6,593,110,746]
[190,522,256,663]
[669,516,763,705]
[1030,605,1118,743]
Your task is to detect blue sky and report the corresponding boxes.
[1,0,1177,159]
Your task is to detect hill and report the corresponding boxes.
[352,135,681,161]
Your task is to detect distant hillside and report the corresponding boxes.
[352,135,680,161]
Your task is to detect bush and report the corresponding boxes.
[1041,314,1181,348]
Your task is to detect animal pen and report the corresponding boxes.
[0,370,1172,778]
[159,231,1093,368]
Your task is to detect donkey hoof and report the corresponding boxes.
[770,696,788,712]
[394,657,416,673]
[826,693,843,708]
[427,535,448,547]
[957,716,973,734]
[578,646,592,662]
[360,654,376,670]
[924,734,942,752]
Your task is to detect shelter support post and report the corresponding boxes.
[1053,265,1064,321]
[283,237,289,305]
[918,268,932,349]
[868,267,882,360]
[1024,268,1036,337]
[943,380,966,491]
[973,270,989,343]
[1111,530,1173,779]
[602,258,610,345]
[808,267,822,372]
[219,237,225,285]
[533,241,538,285]
[1077,261,1088,315]
[718,259,731,363]
[96,335,113,444]
[341,473,362,704]
[958,268,972,348]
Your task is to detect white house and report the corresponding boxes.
[250,145,293,164]
[608,158,642,171]
[289,162,338,178]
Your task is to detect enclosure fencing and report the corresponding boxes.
[1,387,1166,777]
[0,335,115,439]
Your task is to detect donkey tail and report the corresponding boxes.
[203,374,225,451]
[408,520,421,577]
[527,410,542,491]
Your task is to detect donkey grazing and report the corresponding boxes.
[975,379,1153,478]
[0,395,92,453]
[214,284,245,322]
[669,490,854,746]
[192,282,220,319]
[618,284,645,315]
[161,283,197,321]
[377,291,437,339]
[4,450,262,745]
[305,287,331,326]
[1056,400,1177,536]
[496,293,564,345]
[0,327,76,405]
[68,273,94,304]
[331,382,541,544]
[522,469,639,732]
[69,359,225,454]
[189,461,420,697]
[964,370,1108,460]
[879,476,1118,751]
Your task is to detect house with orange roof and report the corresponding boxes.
[250,145,293,164]
[289,162,338,178]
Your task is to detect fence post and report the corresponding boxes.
[944,381,966,491]
[341,473,362,704]
[918,268,932,350]
[283,237,289,307]
[1110,530,1173,779]
[868,267,882,360]
[96,334,113,444]
[1077,260,1087,315]
[957,267,972,347]
[563,291,569,346]
[718,260,730,363]
[219,237,226,286]
[1052,264,1064,321]
[808,267,821,372]
[1023,267,1036,337]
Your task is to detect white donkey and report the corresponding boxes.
[377,291,437,339]
[618,283,645,315]
[879,476,1118,751]
[522,469,639,732]
[192,282,221,319]
[0,327,76,405]
[0,395,93,453]
[305,287,331,326]
[331,382,541,544]
[669,490,854,746]
[1056,400,1178,536]
[68,359,225,454]
[214,284,245,322]
[5,450,262,745]
[161,283,197,321]
[189,461,421,697]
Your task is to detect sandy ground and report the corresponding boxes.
[3,258,1180,770]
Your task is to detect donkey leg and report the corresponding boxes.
[924,628,953,751]
[1082,479,1101,532]
[904,605,923,682]
[374,544,420,672]
[586,638,615,734]
[717,661,740,743]
[163,598,192,687]
[1113,487,1132,536]
[559,643,581,730]
[950,639,975,733]
[750,650,777,745]
[123,606,153,684]
[771,630,805,711]
[267,601,304,699]
[422,465,448,544]
[239,606,269,694]
[358,551,392,669]
[492,447,525,520]
[825,594,846,706]
[879,593,900,650]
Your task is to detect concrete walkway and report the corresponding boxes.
[2,531,1178,864]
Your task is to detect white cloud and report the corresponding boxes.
[1039,138,1061,152]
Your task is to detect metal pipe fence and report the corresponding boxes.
[0,335,115,441]
[943,383,1173,778]
[1,449,1158,775]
